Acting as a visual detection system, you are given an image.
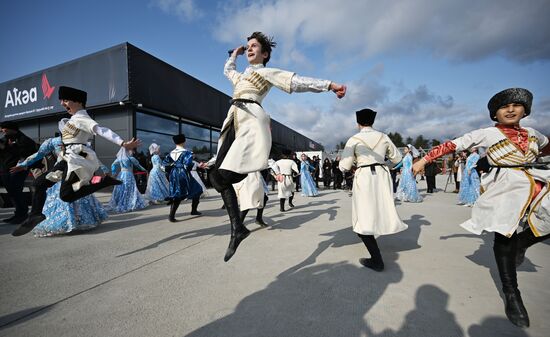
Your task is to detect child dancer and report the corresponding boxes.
[207,31,346,261]
[164,134,203,222]
[11,135,107,236]
[11,86,140,235]
[340,108,407,271]
[395,144,423,202]
[107,149,148,213]
[413,88,550,328]
[145,143,170,204]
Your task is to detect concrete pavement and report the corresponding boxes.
[0,175,548,337]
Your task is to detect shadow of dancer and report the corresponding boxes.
[184,258,403,337]
[468,316,529,337]
[364,285,464,337]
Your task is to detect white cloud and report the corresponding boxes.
[212,0,550,65]
[150,0,203,22]
[268,70,550,150]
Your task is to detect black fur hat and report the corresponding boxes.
[58,86,87,105]
[172,134,186,144]
[356,108,377,126]
[488,88,532,121]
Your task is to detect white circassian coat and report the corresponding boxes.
[233,160,276,211]
[451,126,550,237]
[219,57,331,175]
[339,127,407,236]
[56,112,102,191]
[275,159,299,199]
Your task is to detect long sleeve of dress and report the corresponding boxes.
[111,159,120,176]
[17,137,58,168]
[130,157,146,171]
[466,153,480,171]
[152,155,165,171]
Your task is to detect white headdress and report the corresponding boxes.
[407,144,420,158]
[149,143,160,155]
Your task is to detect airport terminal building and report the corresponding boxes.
[0,42,323,165]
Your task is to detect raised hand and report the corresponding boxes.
[330,83,347,99]
[122,138,142,150]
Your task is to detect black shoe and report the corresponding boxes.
[288,203,295,208]
[504,290,530,327]
[190,210,202,216]
[224,228,250,262]
[12,214,46,236]
[359,258,384,272]
[255,218,268,227]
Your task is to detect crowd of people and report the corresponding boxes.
[1,30,549,330]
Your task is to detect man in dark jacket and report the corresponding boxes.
[291,152,301,192]
[332,156,343,189]
[0,121,37,224]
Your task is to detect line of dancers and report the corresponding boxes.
[5,30,549,330]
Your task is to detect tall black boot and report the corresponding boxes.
[190,197,201,215]
[169,200,181,222]
[280,198,286,212]
[516,229,549,267]
[494,234,530,327]
[221,187,250,262]
[255,195,269,226]
[255,208,268,226]
[358,234,384,272]
[288,193,295,208]
[240,209,249,224]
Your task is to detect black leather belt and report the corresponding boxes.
[358,163,387,174]
[230,98,262,108]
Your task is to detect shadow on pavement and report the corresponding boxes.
[0,305,52,331]
[184,257,403,337]
[364,284,464,337]
[467,316,529,337]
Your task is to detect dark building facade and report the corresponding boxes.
[0,42,323,166]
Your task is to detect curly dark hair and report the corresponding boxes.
[247,31,276,65]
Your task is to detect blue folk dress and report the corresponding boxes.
[163,148,202,201]
[107,157,148,213]
[395,153,423,202]
[145,154,170,203]
[458,152,480,206]
[15,137,108,237]
[300,161,319,197]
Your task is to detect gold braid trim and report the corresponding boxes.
[61,122,80,140]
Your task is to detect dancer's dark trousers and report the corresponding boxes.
[1,170,29,217]
[30,160,105,217]
[426,175,436,192]
[209,123,247,191]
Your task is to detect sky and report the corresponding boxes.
[1,0,549,150]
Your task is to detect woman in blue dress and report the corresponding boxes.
[395,145,423,202]
[145,143,170,204]
[107,148,148,213]
[300,154,319,197]
[13,135,107,236]
[163,134,203,222]
[458,149,481,206]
